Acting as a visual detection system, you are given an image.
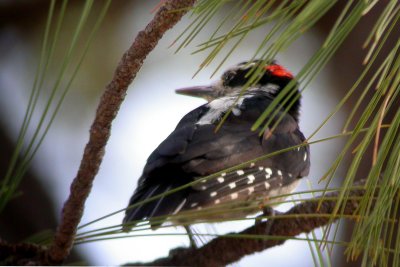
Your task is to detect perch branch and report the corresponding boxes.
[46,0,196,264]
[0,239,45,265]
[130,180,368,267]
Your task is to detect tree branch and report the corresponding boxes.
[130,181,367,267]
[0,239,45,266]
[46,0,196,264]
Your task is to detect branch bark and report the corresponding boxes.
[0,239,45,266]
[46,0,197,264]
[130,181,367,267]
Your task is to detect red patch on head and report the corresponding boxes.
[264,64,293,79]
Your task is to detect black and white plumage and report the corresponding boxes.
[123,60,310,230]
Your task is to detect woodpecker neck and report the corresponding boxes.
[197,83,301,126]
[227,82,302,122]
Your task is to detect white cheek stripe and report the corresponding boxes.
[196,95,252,125]
[195,84,279,126]
[197,97,237,125]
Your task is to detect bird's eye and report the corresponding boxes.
[223,71,236,85]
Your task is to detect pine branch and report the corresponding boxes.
[128,180,368,267]
[0,239,45,266]
[45,0,197,264]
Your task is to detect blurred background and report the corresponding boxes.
[0,0,391,266]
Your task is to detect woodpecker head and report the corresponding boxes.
[176,60,301,120]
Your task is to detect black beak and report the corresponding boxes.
[175,86,217,102]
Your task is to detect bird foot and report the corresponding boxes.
[255,206,283,235]
[184,225,198,248]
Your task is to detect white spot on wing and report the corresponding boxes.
[248,187,255,194]
[210,191,217,197]
[265,182,270,189]
[231,192,238,200]
[201,186,207,190]
[304,152,308,161]
[190,202,198,208]
[215,199,221,204]
[217,177,225,183]
[258,166,264,171]
[265,168,272,178]
[250,162,255,167]
[247,174,255,184]
[229,182,236,189]
[237,170,245,176]
[277,170,282,176]
[221,172,226,177]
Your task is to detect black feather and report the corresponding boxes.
[123,61,310,229]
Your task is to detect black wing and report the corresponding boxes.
[123,95,310,229]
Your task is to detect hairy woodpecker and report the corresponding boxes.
[123,60,310,230]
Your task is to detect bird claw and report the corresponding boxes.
[184,225,198,248]
[255,206,283,235]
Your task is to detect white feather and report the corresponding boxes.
[196,84,279,125]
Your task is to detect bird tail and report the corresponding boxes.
[122,181,189,231]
